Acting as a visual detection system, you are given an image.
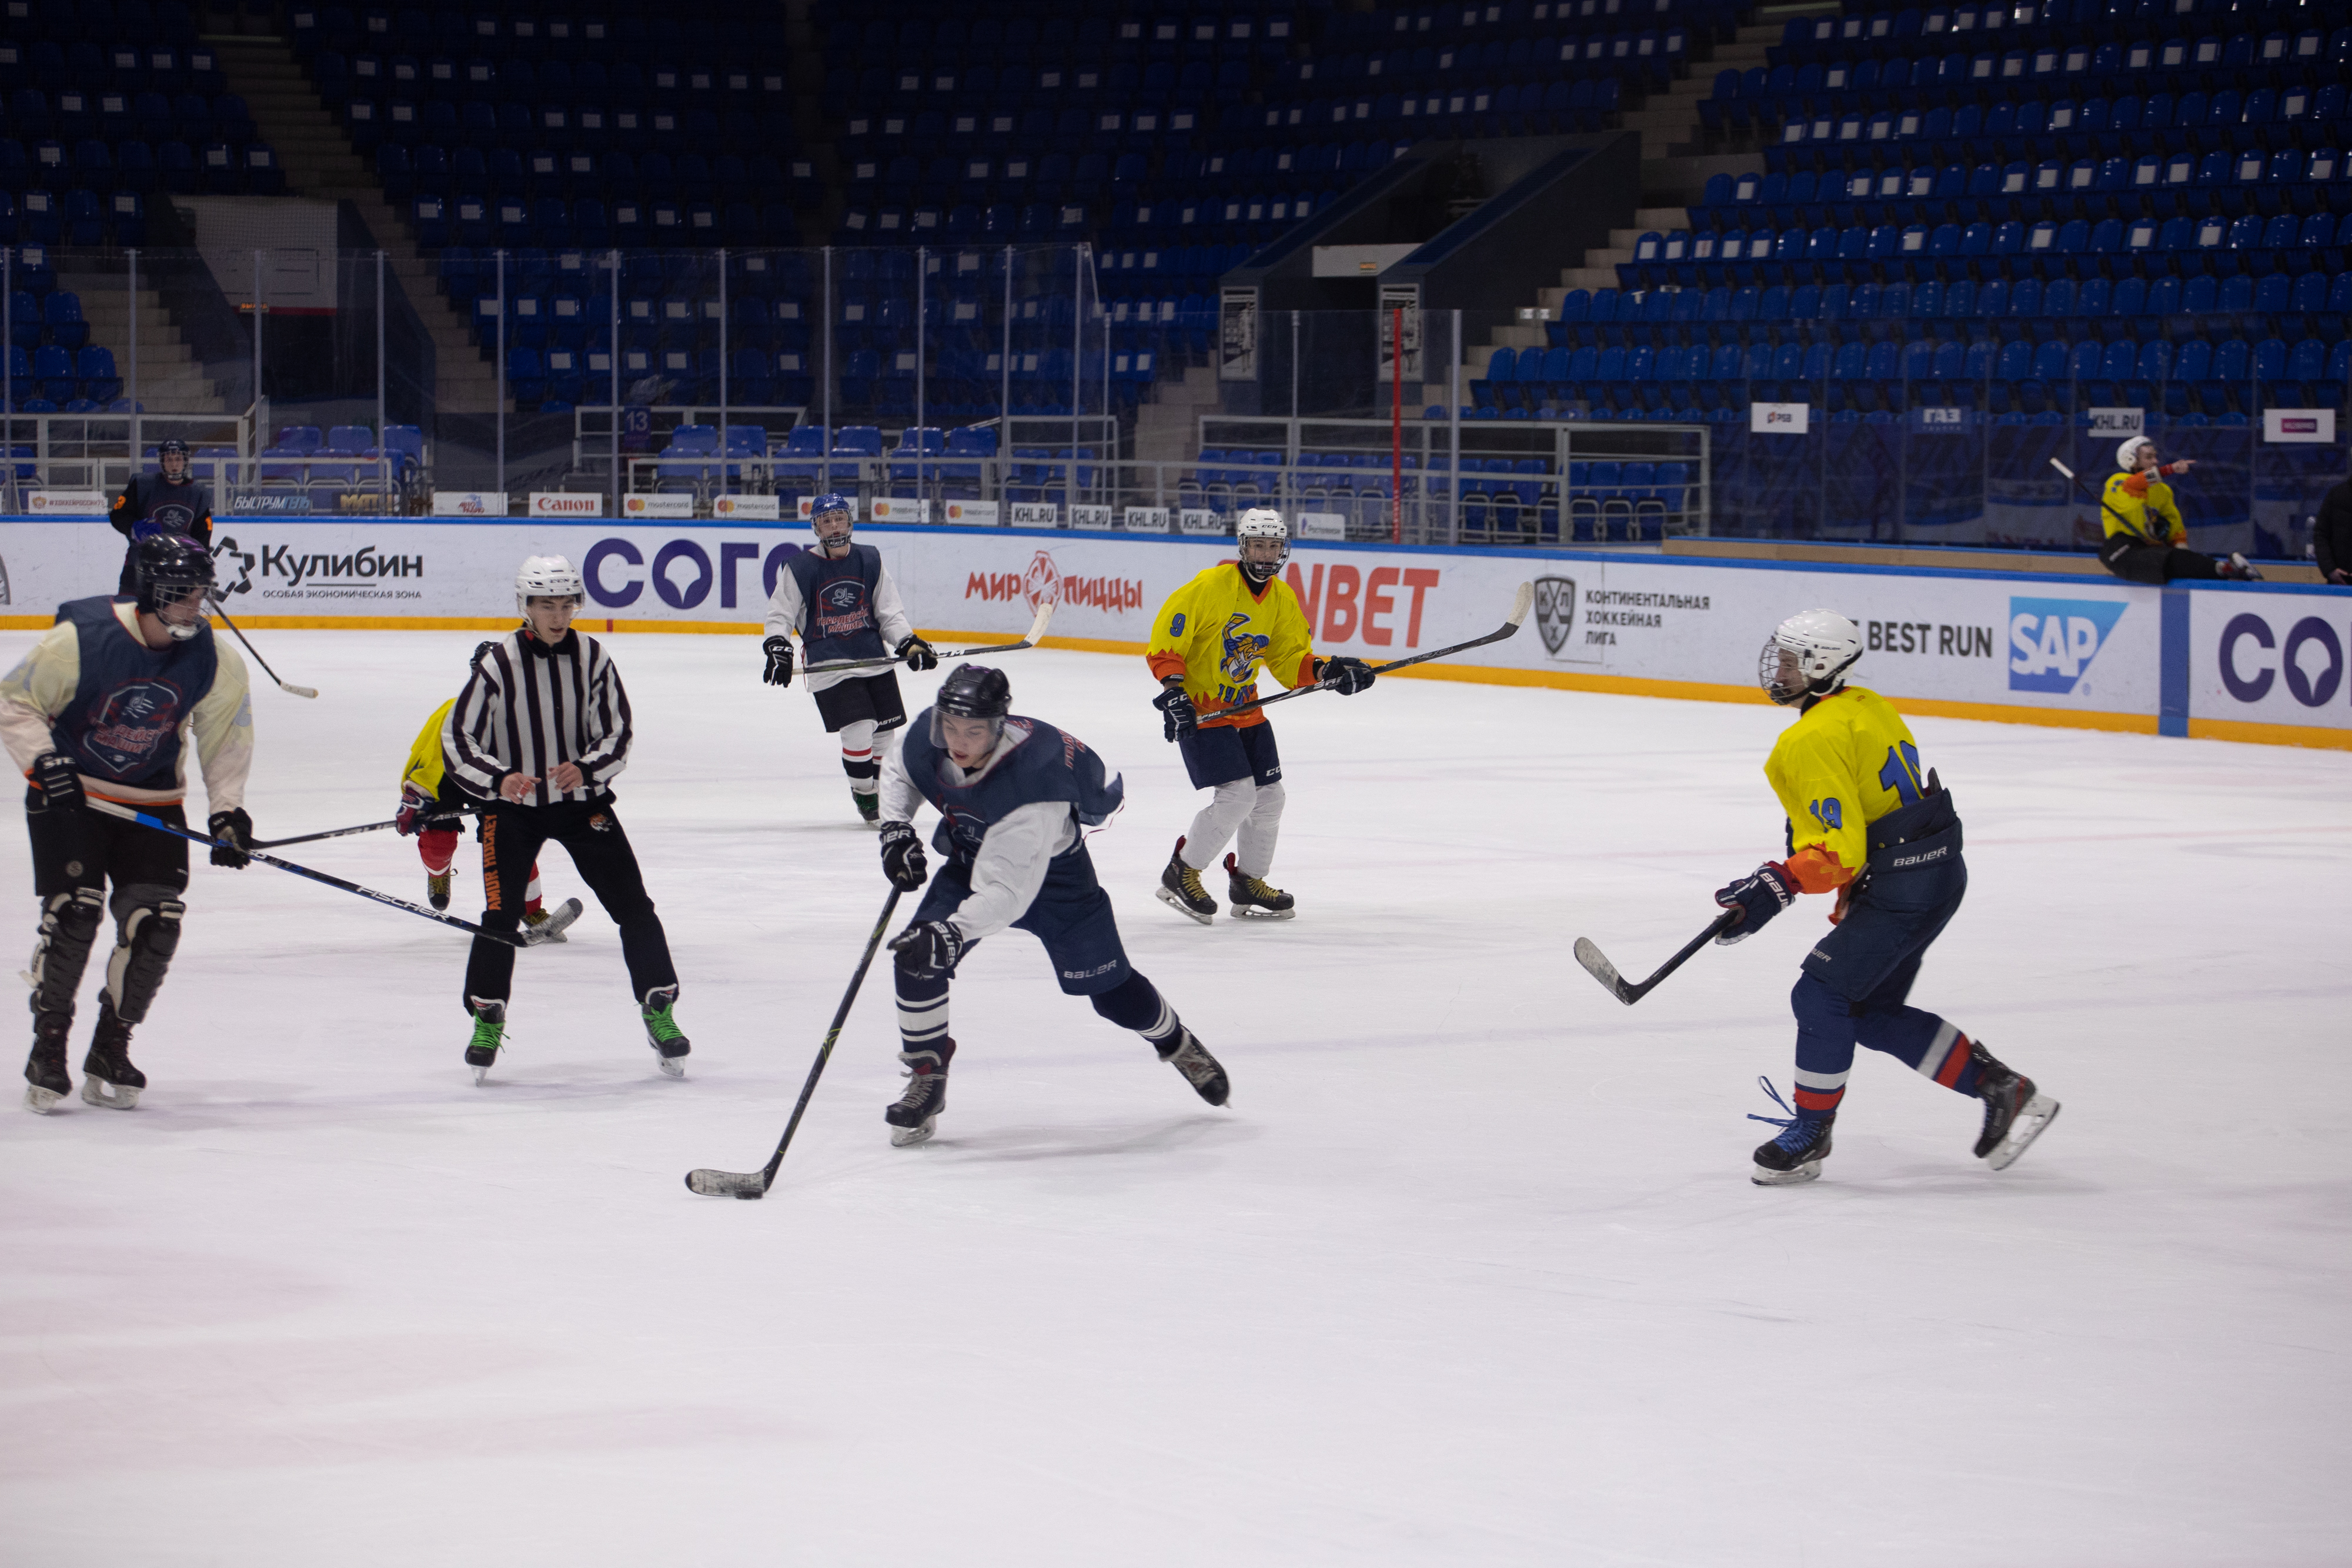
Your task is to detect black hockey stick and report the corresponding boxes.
[1573,911,1738,1007]
[686,886,904,1199]
[801,600,1057,676]
[206,593,319,698]
[1212,581,1535,722]
[85,798,524,945]
[250,808,483,850]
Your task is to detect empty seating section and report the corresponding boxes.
[1,248,133,412]
[0,4,269,247]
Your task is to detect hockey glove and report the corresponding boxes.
[896,634,938,673]
[1152,684,1198,741]
[761,635,795,687]
[29,751,83,814]
[888,919,964,979]
[395,781,436,836]
[1317,656,1378,695]
[1713,861,1795,944]
[879,821,930,891]
[208,808,254,870]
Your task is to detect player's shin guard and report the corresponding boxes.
[1788,974,1857,1119]
[842,721,883,824]
[100,891,182,1028]
[1092,973,1229,1106]
[888,963,953,1144]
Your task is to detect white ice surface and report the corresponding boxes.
[1,631,2347,1567]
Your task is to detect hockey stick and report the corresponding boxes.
[206,594,319,698]
[800,599,1057,676]
[2047,458,2157,540]
[85,798,525,946]
[250,808,483,850]
[1573,911,1738,1007]
[686,886,904,1200]
[1212,580,1535,723]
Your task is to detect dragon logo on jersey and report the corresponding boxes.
[77,680,184,776]
[813,579,872,639]
[1219,613,1271,683]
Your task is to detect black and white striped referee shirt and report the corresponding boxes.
[442,628,634,807]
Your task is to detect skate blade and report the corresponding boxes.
[472,1064,492,1086]
[80,1077,139,1111]
[1228,904,1295,920]
[1154,886,1216,926]
[655,1054,686,1079]
[889,1116,937,1147]
[1984,1093,2059,1171]
[24,1082,65,1114]
[1750,1159,1822,1185]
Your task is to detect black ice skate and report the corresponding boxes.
[80,999,145,1111]
[464,997,506,1085]
[522,897,583,946]
[24,1012,74,1115]
[641,984,690,1078]
[427,870,452,911]
[1158,1028,1231,1107]
[852,788,881,827]
[886,1039,954,1146]
[1155,836,1217,925]
[1969,1040,2059,1171]
[1752,1114,1835,1185]
[1222,852,1295,920]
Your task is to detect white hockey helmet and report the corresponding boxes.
[2116,435,2157,472]
[1235,507,1289,583]
[1759,609,1862,707]
[516,554,584,614]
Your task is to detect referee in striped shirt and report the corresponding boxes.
[439,555,689,1084]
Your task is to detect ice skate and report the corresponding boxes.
[464,998,506,1085]
[1222,853,1295,920]
[886,1040,953,1145]
[80,999,145,1110]
[1970,1041,2058,1171]
[1155,837,1217,925]
[640,984,690,1078]
[852,788,881,828]
[522,897,583,945]
[1158,1028,1230,1107]
[2221,552,2263,582]
[24,1014,73,1115]
[426,869,452,911]
[1752,1115,1835,1185]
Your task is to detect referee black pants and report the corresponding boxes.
[462,798,676,1011]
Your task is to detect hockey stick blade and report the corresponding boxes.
[1574,911,1739,1007]
[683,886,903,1200]
[208,600,319,698]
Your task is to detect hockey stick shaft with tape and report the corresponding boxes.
[802,600,1057,676]
[85,798,524,945]
[1573,911,1738,1007]
[250,808,481,850]
[207,597,319,698]
[686,886,904,1199]
[1214,581,1535,722]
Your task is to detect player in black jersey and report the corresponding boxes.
[108,439,215,596]
[873,664,1229,1145]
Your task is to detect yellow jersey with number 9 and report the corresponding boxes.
[1763,685,1928,891]
[1145,563,1321,730]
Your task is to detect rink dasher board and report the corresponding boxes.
[0,517,2342,748]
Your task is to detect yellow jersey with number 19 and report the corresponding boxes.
[1763,685,1927,894]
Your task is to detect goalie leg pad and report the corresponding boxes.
[101,886,183,1026]
[28,887,105,1018]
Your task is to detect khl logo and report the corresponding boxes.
[2009,597,2126,694]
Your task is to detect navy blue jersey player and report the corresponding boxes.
[874,664,1230,1145]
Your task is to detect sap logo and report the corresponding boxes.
[2008,597,2126,694]
[2219,612,2347,708]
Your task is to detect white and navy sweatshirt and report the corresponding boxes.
[442,627,633,807]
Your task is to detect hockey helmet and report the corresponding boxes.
[1758,609,1862,707]
[932,663,1013,757]
[2115,436,2159,472]
[1235,507,1289,583]
[133,533,216,640]
[155,437,192,474]
[515,554,584,614]
[810,492,854,550]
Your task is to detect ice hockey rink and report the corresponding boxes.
[1,630,2344,1567]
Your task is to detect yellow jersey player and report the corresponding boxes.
[1144,509,1375,922]
[2095,436,2259,584]
[394,693,579,943]
[1713,610,2059,1185]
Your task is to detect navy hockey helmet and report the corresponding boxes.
[810,492,854,550]
[936,663,1011,720]
[133,532,216,639]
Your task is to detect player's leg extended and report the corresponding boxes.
[1030,850,1230,1106]
[552,804,686,1074]
[1223,724,1294,918]
[417,823,460,910]
[459,805,547,1081]
[22,790,108,1113]
[71,806,189,1110]
[839,717,882,825]
[887,860,974,1145]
